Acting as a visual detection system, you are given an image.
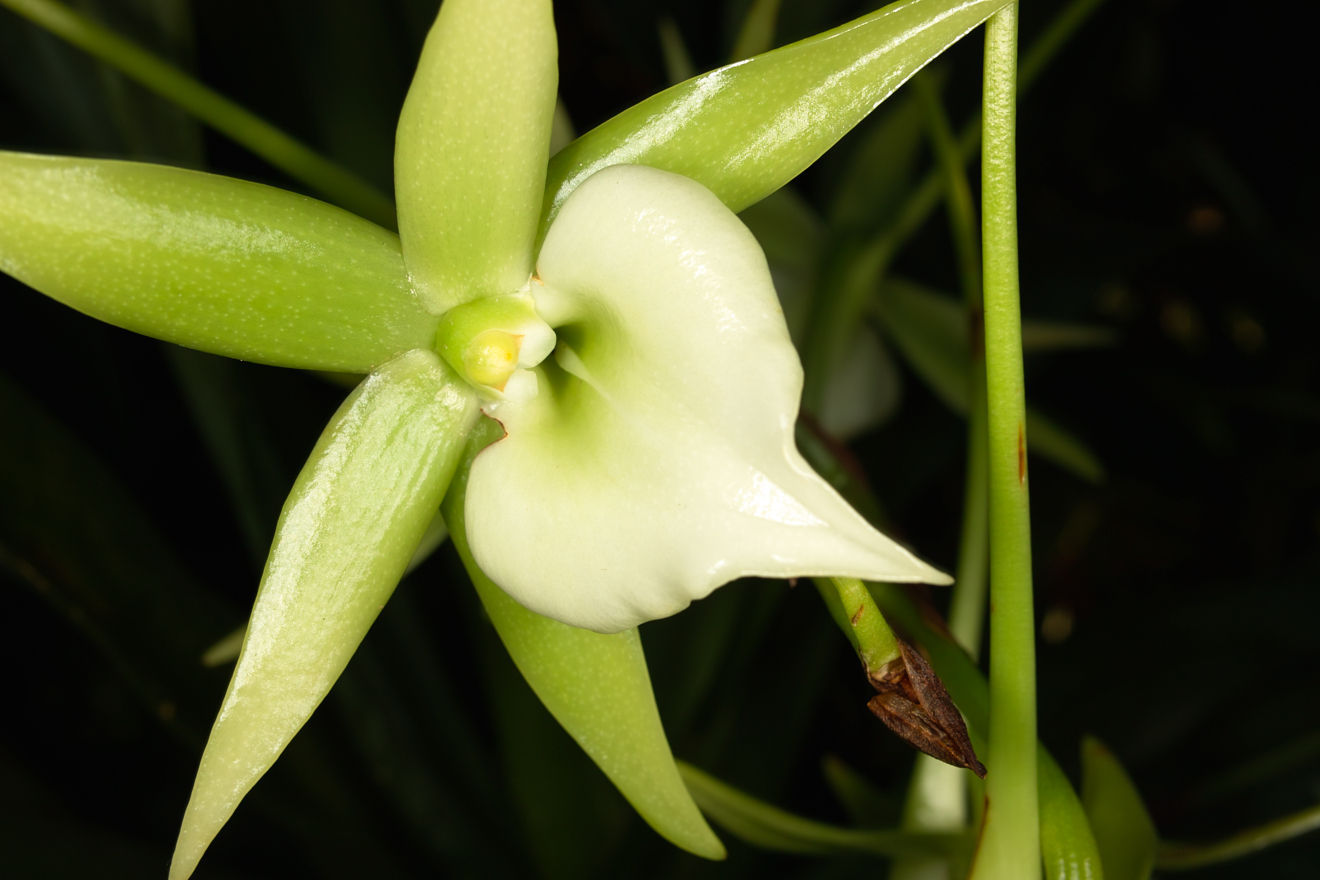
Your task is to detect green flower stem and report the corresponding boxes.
[815,576,901,674]
[0,0,394,226]
[678,762,969,859]
[1156,804,1320,870]
[969,6,1038,877]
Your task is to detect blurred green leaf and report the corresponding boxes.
[0,371,230,730]
[679,761,965,858]
[1021,321,1116,351]
[878,278,1104,481]
[1026,409,1104,483]
[1157,804,1320,871]
[1081,737,1156,880]
[167,350,287,563]
[827,85,931,235]
[822,754,902,827]
[0,0,393,223]
[481,624,620,879]
[656,17,696,85]
[730,0,782,61]
[1040,751,1106,880]
[325,603,506,876]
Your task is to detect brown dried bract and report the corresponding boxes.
[866,639,986,778]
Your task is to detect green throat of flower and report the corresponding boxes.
[434,287,556,400]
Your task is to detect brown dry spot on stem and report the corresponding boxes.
[1017,422,1026,484]
[867,639,986,777]
[850,604,865,625]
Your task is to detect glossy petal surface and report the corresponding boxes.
[0,152,434,371]
[395,0,557,312]
[467,165,949,632]
[171,350,477,880]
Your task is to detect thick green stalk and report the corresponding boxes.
[0,0,394,226]
[968,5,1038,879]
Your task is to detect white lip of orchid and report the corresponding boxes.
[433,287,555,401]
[463,164,952,633]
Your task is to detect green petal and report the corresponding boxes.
[395,0,557,312]
[468,166,947,633]
[0,151,434,371]
[441,426,725,860]
[542,0,1009,232]
[170,350,477,880]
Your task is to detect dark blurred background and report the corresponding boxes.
[1,0,1316,877]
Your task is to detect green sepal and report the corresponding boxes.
[170,350,478,880]
[0,151,434,371]
[442,421,725,860]
[541,0,1009,235]
[395,0,557,312]
[1082,737,1157,880]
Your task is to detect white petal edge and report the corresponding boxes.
[465,165,949,633]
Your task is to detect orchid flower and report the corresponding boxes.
[0,0,1012,875]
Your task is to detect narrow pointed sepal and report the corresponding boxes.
[395,0,557,312]
[466,165,948,633]
[170,350,477,880]
[0,152,435,371]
